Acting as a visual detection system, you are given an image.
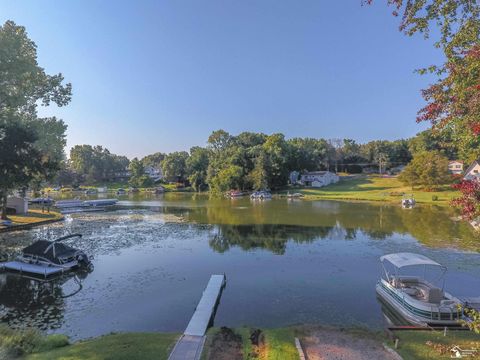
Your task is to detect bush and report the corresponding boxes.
[0,325,41,357]
[432,195,439,201]
[0,326,68,358]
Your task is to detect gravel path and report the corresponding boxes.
[301,328,401,360]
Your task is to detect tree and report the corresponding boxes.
[141,152,165,169]
[366,1,480,217]
[162,151,189,183]
[398,151,452,189]
[249,151,269,190]
[0,123,44,219]
[70,145,129,183]
[186,147,209,192]
[128,158,152,188]
[0,20,71,218]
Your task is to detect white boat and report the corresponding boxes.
[250,191,272,200]
[376,252,463,327]
[401,195,416,208]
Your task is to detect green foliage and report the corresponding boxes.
[0,325,67,358]
[398,151,452,189]
[186,147,209,192]
[162,151,189,183]
[70,145,129,184]
[0,20,71,218]
[460,307,480,334]
[128,158,153,188]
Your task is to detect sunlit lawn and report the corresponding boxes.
[26,333,179,360]
[395,330,480,360]
[0,209,62,230]
[282,175,460,205]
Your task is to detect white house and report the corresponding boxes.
[464,160,480,181]
[448,160,464,175]
[6,196,28,215]
[300,171,339,188]
[144,166,163,182]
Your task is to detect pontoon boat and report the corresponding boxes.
[376,252,463,326]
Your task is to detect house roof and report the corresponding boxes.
[380,252,443,268]
[448,160,463,164]
[464,159,480,175]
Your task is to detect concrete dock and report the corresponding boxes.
[168,274,226,360]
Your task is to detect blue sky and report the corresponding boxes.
[0,1,441,158]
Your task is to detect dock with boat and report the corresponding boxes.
[168,274,226,360]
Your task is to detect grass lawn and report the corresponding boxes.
[280,175,460,205]
[25,332,179,360]
[0,209,62,230]
[394,330,480,359]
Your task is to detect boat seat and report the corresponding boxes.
[426,287,444,304]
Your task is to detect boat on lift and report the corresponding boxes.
[1,234,93,278]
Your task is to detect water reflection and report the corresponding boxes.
[0,272,90,331]
[0,195,477,339]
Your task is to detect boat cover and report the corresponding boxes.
[23,240,79,265]
[380,253,442,268]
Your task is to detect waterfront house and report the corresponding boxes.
[448,160,464,175]
[300,171,339,187]
[144,166,163,182]
[464,160,480,181]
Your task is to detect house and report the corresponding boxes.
[448,160,464,175]
[388,165,406,175]
[6,196,28,215]
[144,166,163,182]
[464,159,480,181]
[300,171,339,188]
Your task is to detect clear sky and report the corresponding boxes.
[0,0,441,158]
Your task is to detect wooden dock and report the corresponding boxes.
[168,274,226,360]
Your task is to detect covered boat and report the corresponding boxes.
[376,252,463,326]
[19,234,92,270]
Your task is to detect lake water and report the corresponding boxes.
[1,193,480,340]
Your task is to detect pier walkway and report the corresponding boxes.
[168,274,226,360]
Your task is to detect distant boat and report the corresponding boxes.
[55,199,118,213]
[128,187,140,194]
[84,188,97,195]
[287,192,304,199]
[250,190,272,200]
[228,190,246,198]
[116,188,126,195]
[401,196,416,208]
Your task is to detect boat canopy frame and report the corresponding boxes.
[380,252,447,290]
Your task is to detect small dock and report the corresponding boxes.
[0,261,66,278]
[168,274,226,360]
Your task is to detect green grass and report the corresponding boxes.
[279,175,459,205]
[262,328,299,360]
[25,332,179,360]
[0,210,63,230]
[394,330,480,360]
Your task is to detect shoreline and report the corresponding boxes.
[19,325,480,359]
[0,210,64,233]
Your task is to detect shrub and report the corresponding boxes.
[0,326,68,357]
[0,325,41,357]
[432,195,439,201]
